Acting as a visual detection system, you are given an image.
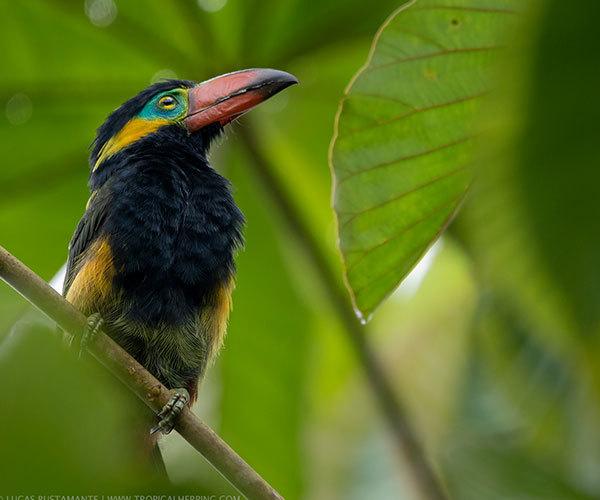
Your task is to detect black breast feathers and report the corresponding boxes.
[93,125,244,327]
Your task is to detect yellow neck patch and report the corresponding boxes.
[93,118,170,170]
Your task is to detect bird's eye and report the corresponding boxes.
[158,95,177,110]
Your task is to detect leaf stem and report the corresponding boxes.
[0,244,282,500]
[238,126,447,500]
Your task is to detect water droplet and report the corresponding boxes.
[84,0,117,27]
[151,69,178,83]
[353,306,371,325]
[5,93,32,125]
[197,0,227,13]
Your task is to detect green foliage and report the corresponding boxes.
[334,0,600,497]
[466,1,600,342]
[1,0,401,497]
[219,146,311,497]
[330,0,517,318]
[2,0,600,498]
[0,324,220,493]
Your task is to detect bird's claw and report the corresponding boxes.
[79,312,104,359]
[150,388,190,435]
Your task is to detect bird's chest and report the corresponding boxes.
[105,167,241,326]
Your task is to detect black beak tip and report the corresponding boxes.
[281,71,300,86]
[260,68,299,91]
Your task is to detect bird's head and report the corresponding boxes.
[90,68,298,176]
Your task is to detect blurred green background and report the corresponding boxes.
[1,1,599,499]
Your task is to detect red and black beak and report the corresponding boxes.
[184,68,298,132]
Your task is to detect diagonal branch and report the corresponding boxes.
[0,244,282,500]
[238,125,447,500]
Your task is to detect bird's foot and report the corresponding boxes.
[150,388,190,435]
[79,312,104,359]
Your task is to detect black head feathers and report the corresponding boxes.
[90,79,194,167]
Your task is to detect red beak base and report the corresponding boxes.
[184,68,298,132]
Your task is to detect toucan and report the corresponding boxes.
[62,69,297,456]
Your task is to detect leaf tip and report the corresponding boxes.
[353,304,372,325]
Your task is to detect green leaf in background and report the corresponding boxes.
[466,0,600,344]
[457,5,600,494]
[330,0,517,319]
[441,298,597,499]
[218,146,311,499]
[0,324,148,491]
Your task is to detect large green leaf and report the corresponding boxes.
[330,0,517,319]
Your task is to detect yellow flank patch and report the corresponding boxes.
[201,277,235,363]
[93,118,170,170]
[66,238,115,314]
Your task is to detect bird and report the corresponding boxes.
[62,69,297,445]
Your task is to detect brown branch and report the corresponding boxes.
[238,126,447,500]
[0,245,282,500]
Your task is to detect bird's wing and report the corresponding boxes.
[63,189,110,297]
